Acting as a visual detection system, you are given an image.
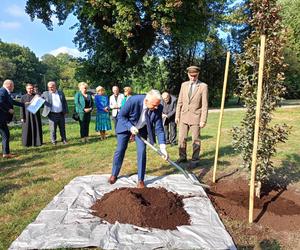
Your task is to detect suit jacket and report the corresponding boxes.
[175,80,208,125]
[116,95,166,144]
[0,87,24,124]
[41,90,68,117]
[109,93,124,117]
[162,94,177,122]
[74,91,94,120]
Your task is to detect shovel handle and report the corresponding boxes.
[136,135,189,179]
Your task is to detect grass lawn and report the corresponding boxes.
[0,107,299,249]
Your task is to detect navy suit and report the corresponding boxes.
[0,87,24,154]
[112,95,166,181]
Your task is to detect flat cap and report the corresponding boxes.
[186,66,200,73]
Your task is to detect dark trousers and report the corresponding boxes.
[0,123,10,154]
[112,127,147,181]
[164,119,176,144]
[79,113,91,138]
[112,116,118,131]
[48,112,67,143]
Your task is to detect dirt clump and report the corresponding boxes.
[91,187,190,230]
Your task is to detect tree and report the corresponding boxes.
[0,57,17,81]
[41,53,82,92]
[232,0,290,196]
[200,31,238,106]
[125,55,169,93]
[25,0,227,84]
[0,41,43,92]
[41,54,60,87]
[278,0,300,99]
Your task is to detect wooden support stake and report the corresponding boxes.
[212,51,231,183]
[249,35,266,223]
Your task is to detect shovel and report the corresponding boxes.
[137,135,210,189]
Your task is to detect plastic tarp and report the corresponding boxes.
[10,174,236,249]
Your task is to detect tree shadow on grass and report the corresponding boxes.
[252,153,300,223]
[237,239,281,250]
[147,145,238,179]
[0,176,52,198]
[260,153,300,197]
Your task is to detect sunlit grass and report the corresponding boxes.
[0,107,299,249]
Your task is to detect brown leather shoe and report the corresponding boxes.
[108,175,117,184]
[2,154,17,159]
[137,180,145,188]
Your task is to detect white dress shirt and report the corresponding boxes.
[109,93,124,117]
[50,91,63,113]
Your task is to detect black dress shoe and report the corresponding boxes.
[176,158,187,163]
[191,159,200,165]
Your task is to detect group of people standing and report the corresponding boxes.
[1,65,208,189]
[108,65,208,188]
[0,80,69,158]
[74,83,133,142]
[0,79,134,158]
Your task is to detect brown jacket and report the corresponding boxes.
[175,80,208,125]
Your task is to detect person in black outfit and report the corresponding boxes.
[20,83,43,147]
[162,92,177,146]
[0,79,25,158]
[74,82,94,142]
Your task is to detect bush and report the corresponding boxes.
[62,88,76,97]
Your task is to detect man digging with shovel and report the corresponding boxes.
[108,89,168,188]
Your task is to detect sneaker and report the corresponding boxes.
[62,140,67,145]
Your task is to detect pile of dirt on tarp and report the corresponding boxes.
[91,187,191,230]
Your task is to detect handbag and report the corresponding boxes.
[72,111,79,121]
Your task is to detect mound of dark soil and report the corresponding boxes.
[208,177,300,232]
[91,187,190,230]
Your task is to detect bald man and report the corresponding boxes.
[109,90,168,188]
[41,81,68,145]
[0,79,24,158]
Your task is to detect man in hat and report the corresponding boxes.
[175,66,208,164]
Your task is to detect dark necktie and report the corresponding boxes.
[145,109,155,145]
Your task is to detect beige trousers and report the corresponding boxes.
[178,122,201,160]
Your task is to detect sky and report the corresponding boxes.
[0,0,84,58]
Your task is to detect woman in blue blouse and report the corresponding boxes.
[95,86,112,140]
[74,82,94,142]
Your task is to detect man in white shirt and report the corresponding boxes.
[109,86,124,130]
[42,81,68,145]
